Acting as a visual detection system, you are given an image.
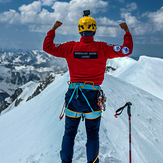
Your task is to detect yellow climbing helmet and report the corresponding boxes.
[78,10,97,33]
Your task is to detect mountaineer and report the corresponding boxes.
[43,10,133,163]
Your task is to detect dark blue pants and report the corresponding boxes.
[60,89,101,163]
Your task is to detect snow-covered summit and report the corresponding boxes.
[107,56,163,100]
[0,72,163,163]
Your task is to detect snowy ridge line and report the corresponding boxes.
[106,56,163,100]
[0,72,163,163]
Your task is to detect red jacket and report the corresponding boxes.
[43,29,133,85]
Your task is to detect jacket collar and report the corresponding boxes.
[80,36,94,43]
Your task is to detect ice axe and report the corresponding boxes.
[114,102,132,163]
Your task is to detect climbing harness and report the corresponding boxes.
[59,81,106,120]
[114,102,132,163]
[65,107,102,120]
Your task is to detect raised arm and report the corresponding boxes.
[104,22,133,59]
[43,21,73,58]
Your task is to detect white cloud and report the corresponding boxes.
[97,26,118,37]
[3,0,161,38]
[96,17,123,37]
[41,0,55,6]
[120,2,143,35]
[0,9,20,24]
[97,17,118,26]
[121,2,137,12]
[145,6,163,31]
[51,2,70,22]
[121,12,153,35]
[121,12,139,27]
[18,1,41,24]
[126,2,137,11]
[0,0,109,35]
[19,1,41,13]
[38,9,59,24]
[51,0,108,24]
[120,5,163,35]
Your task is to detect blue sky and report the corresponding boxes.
[0,0,163,58]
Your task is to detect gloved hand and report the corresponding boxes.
[119,22,130,33]
[52,21,63,31]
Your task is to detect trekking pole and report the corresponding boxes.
[114,102,132,163]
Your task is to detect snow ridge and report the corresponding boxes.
[107,56,163,100]
[0,72,163,163]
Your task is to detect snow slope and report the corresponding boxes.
[107,56,163,100]
[0,72,163,163]
[107,57,136,76]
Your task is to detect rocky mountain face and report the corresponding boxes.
[0,88,23,113]
[0,74,56,114]
[0,49,68,103]
[26,74,55,102]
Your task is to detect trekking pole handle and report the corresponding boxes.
[126,102,132,117]
[114,102,132,118]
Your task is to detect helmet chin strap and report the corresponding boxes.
[80,31,96,37]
